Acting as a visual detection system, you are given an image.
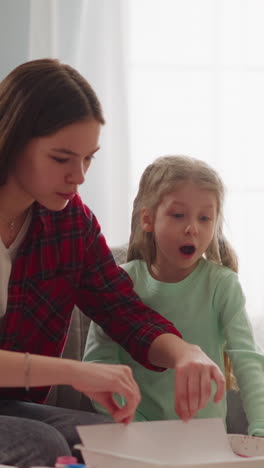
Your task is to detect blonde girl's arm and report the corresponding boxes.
[0,350,141,424]
[216,273,264,436]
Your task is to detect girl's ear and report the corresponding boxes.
[141,208,154,232]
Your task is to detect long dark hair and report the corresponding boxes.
[0,58,105,185]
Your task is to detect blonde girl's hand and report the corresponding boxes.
[70,361,141,424]
[174,343,226,421]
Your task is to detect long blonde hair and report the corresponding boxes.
[128,155,238,390]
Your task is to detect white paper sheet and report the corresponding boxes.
[77,419,264,468]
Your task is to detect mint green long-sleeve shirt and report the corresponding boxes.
[84,258,264,435]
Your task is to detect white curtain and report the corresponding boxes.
[128,0,264,334]
[29,0,130,246]
[28,0,264,332]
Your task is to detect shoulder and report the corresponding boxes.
[202,258,238,284]
[121,260,148,282]
[198,259,244,302]
[202,260,245,309]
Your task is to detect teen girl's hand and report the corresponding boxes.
[0,350,140,424]
[173,341,225,421]
[70,361,141,424]
[148,334,226,421]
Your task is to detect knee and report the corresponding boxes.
[0,417,71,468]
[30,422,72,465]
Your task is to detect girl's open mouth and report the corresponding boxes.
[179,245,196,256]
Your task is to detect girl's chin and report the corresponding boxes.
[37,198,69,211]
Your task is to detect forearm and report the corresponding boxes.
[0,349,141,424]
[0,350,74,388]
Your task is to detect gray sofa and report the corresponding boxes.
[46,245,248,434]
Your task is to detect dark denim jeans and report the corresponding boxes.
[0,400,112,468]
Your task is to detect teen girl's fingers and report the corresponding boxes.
[105,365,141,422]
[197,368,212,411]
[91,392,123,420]
[211,366,226,403]
[181,366,210,418]
[175,365,220,421]
[186,368,202,416]
[117,366,141,403]
[86,367,141,423]
[91,391,137,424]
[112,400,137,424]
[174,367,190,421]
[72,362,141,417]
[104,383,140,424]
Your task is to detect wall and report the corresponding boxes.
[0,0,30,79]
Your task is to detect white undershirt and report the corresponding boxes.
[0,210,32,317]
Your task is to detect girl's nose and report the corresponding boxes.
[185,223,198,235]
[66,165,85,185]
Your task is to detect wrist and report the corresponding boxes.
[31,355,78,387]
[149,334,196,368]
[172,340,201,362]
[59,358,80,386]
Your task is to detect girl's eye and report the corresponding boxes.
[200,215,210,221]
[51,156,69,164]
[173,213,184,218]
[85,155,95,163]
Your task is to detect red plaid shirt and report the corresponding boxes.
[0,194,181,403]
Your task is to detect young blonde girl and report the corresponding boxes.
[129,154,237,390]
[84,155,264,435]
